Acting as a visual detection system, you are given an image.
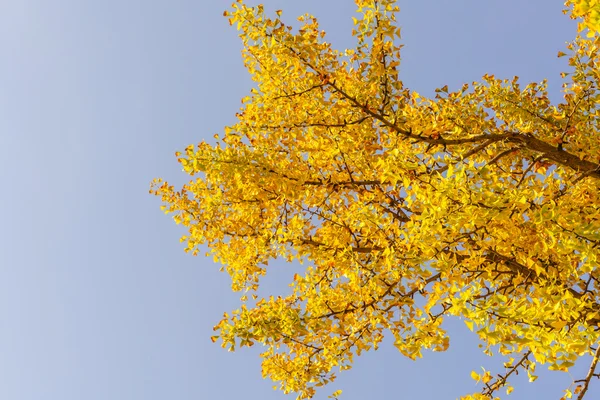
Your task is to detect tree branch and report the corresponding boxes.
[576,345,600,400]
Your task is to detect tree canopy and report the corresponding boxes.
[152,1,600,399]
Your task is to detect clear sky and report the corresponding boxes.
[0,1,596,399]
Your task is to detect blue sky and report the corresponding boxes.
[0,1,596,399]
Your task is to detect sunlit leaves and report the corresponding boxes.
[152,0,600,399]
[567,0,600,35]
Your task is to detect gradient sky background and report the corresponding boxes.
[1,1,596,399]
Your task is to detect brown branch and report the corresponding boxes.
[576,344,600,400]
[378,204,410,223]
[303,179,382,187]
[299,238,383,253]
[503,96,560,128]
[508,134,600,180]
[313,273,443,320]
[482,351,532,397]
[483,248,584,299]
[486,146,522,167]
[516,155,543,188]
[330,79,600,180]
[435,138,505,174]
[329,80,516,146]
[382,272,443,312]
[271,83,327,100]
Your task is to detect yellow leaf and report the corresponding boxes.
[465,320,474,332]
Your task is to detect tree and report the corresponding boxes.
[152,1,600,399]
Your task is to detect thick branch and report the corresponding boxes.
[512,134,600,180]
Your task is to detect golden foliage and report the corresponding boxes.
[567,0,600,35]
[153,1,600,398]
